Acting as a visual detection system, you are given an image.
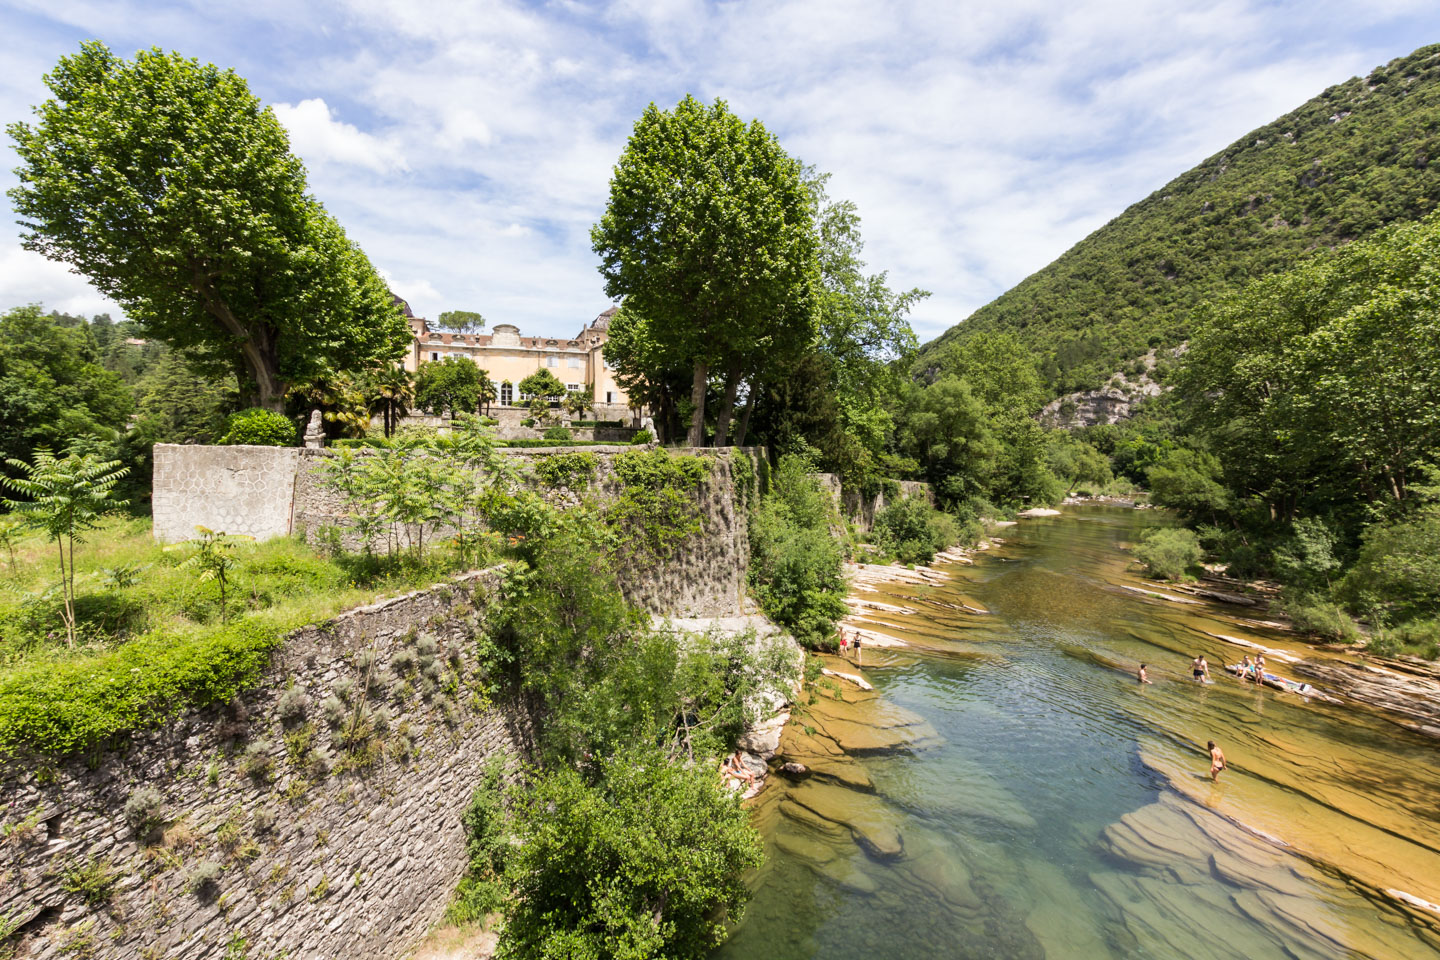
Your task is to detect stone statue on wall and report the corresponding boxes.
[303,409,325,449]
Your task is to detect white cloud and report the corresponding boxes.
[272,98,408,173]
[1,0,1438,342]
[0,247,123,319]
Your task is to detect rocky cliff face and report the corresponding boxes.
[1038,347,1180,429]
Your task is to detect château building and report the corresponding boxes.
[398,301,635,419]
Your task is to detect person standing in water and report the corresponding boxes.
[1208,740,1227,781]
[1192,655,1211,683]
[1138,663,1152,684]
[1254,652,1266,683]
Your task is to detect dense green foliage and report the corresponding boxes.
[871,496,961,566]
[917,43,1440,396]
[605,450,712,566]
[1131,527,1203,581]
[0,306,131,473]
[748,454,847,648]
[594,95,819,446]
[516,369,567,402]
[1136,213,1440,650]
[8,43,410,409]
[219,408,296,447]
[532,452,597,489]
[415,355,485,416]
[499,745,761,960]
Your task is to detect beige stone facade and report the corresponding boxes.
[400,304,635,416]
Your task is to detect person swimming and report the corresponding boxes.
[1208,740,1227,781]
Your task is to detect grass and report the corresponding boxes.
[0,514,485,758]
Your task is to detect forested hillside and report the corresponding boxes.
[917,43,1440,394]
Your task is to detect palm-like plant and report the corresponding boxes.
[1,449,129,646]
[287,373,371,438]
[365,366,415,437]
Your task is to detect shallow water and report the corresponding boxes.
[717,505,1440,960]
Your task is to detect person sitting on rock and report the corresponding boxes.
[722,751,756,785]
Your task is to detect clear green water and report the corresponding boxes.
[717,505,1440,960]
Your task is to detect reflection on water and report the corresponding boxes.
[717,505,1440,960]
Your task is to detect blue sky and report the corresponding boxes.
[2,0,1439,342]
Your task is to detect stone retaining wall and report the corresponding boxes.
[154,445,761,618]
[0,569,529,960]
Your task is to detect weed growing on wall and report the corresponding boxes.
[531,452,597,490]
[605,449,711,566]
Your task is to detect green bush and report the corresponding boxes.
[499,438,609,448]
[542,425,574,443]
[748,455,847,648]
[1280,594,1364,643]
[1369,618,1440,660]
[629,428,653,445]
[499,743,761,960]
[1131,527,1203,581]
[447,758,511,925]
[1338,507,1440,622]
[871,497,958,565]
[220,408,296,447]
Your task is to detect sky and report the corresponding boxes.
[1,1,1438,344]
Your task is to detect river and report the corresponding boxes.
[717,504,1440,960]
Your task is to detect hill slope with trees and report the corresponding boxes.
[916,43,1440,394]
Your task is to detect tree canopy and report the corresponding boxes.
[593,95,819,446]
[415,356,484,416]
[437,310,486,333]
[7,42,410,410]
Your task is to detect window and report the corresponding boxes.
[430,352,439,362]
[606,391,614,404]
[566,384,581,392]
[567,356,581,369]
[499,382,513,406]
[546,356,558,368]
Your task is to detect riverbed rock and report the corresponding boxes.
[786,780,905,860]
[780,762,809,777]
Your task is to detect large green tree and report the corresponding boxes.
[0,305,132,470]
[1177,211,1440,533]
[8,42,410,410]
[415,356,483,417]
[592,95,819,446]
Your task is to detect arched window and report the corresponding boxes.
[499,382,513,406]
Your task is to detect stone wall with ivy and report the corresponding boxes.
[0,568,530,960]
[814,473,933,533]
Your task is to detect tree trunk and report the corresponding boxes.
[713,361,742,447]
[192,266,287,410]
[735,378,759,448]
[687,360,708,447]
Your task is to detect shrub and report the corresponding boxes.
[124,785,165,838]
[319,695,346,728]
[447,758,511,925]
[748,455,847,648]
[1338,507,1440,622]
[252,807,277,833]
[390,648,417,674]
[275,686,309,724]
[871,497,958,565]
[332,676,358,705]
[499,744,761,960]
[220,408,296,447]
[629,428,654,445]
[541,425,574,443]
[1281,595,1364,643]
[1370,619,1440,660]
[188,860,223,894]
[606,451,711,565]
[1132,527,1203,580]
[239,740,274,780]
